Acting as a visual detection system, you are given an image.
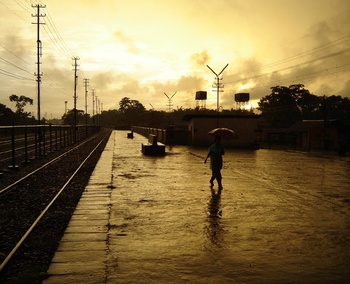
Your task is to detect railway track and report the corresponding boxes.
[0,129,112,283]
[0,125,100,171]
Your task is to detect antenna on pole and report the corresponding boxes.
[164,91,177,113]
[164,91,177,125]
[206,63,228,127]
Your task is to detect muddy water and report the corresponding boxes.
[108,131,350,283]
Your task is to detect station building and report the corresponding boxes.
[182,114,261,148]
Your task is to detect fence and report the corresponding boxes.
[0,125,101,170]
[131,126,190,146]
[131,127,166,144]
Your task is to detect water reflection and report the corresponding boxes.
[206,187,224,248]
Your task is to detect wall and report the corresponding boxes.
[187,115,260,148]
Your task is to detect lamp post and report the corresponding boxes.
[206,64,228,127]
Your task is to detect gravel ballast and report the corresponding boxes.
[0,129,112,283]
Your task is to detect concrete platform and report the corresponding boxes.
[44,130,350,283]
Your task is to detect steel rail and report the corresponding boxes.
[0,134,100,196]
[0,134,107,272]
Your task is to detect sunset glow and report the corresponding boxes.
[0,0,349,118]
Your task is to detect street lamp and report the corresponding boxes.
[206,63,229,127]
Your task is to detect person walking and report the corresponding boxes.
[204,135,224,190]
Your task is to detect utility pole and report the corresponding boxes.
[322,95,328,151]
[164,91,177,126]
[206,63,229,127]
[100,102,103,126]
[31,4,46,125]
[98,98,101,126]
[83,78,89,124]
[64,101,67,114]
[95,96,98,125]
[72,57,80,141]
[91,89,95,125]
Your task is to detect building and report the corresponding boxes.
[182,114,261,148]
[289,119,350,155]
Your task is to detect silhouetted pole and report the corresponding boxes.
[96,97,99,125]
[72,57,80,142]
[206,64,228,127]
[164,91,177,125]
[98,99,102,125]
[100,102,103,126]
[323,95,328,151]
[32,4,46,125]
[92,89,95,125]
[83,78,89,125]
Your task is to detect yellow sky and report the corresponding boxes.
[1,0,349,119]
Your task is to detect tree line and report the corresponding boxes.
[258,84,350,127]
[1,84,350,128]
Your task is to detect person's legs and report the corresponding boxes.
[216,170,223,190]
[211,168,222,189]
[209,173,215,187]
[217,178,223,190]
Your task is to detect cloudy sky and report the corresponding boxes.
[1,0,349,119]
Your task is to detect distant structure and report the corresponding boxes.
[235,92,250,110]
[195,91,207,109]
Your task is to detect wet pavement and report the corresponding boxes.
[45,130,350,283]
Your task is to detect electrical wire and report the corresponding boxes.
[225,45,350,87]
[2,0,349,105]
[0,68,33,80]
[0,56,33,75]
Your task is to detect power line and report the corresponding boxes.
[242,65,350,97]
[225,47,350,86]
[42,7,73,60]
[277,64,350,87]
[0,0,29,21]
[0,68,33,80]
[244,34,350,74]
[0,44,33,67]
[14,0,32,13]
[41,73,72,97]
[0,56,33,75]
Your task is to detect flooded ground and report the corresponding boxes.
[108,131,350,283]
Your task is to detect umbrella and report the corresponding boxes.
[208,127,239,139]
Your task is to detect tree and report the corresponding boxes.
[324,95,350,124]
[118,97,146,127]
[0,103,15,125]
[61,109,84,125]
[9,94,33,124]
[119,97,145,113]
[295,92,322,120]
[258,84,350,126]
[100,109,119,128]
[258,85,301,127]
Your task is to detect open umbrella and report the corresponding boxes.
[208,127,239,139]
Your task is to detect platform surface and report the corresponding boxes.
[44,130,350,283]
